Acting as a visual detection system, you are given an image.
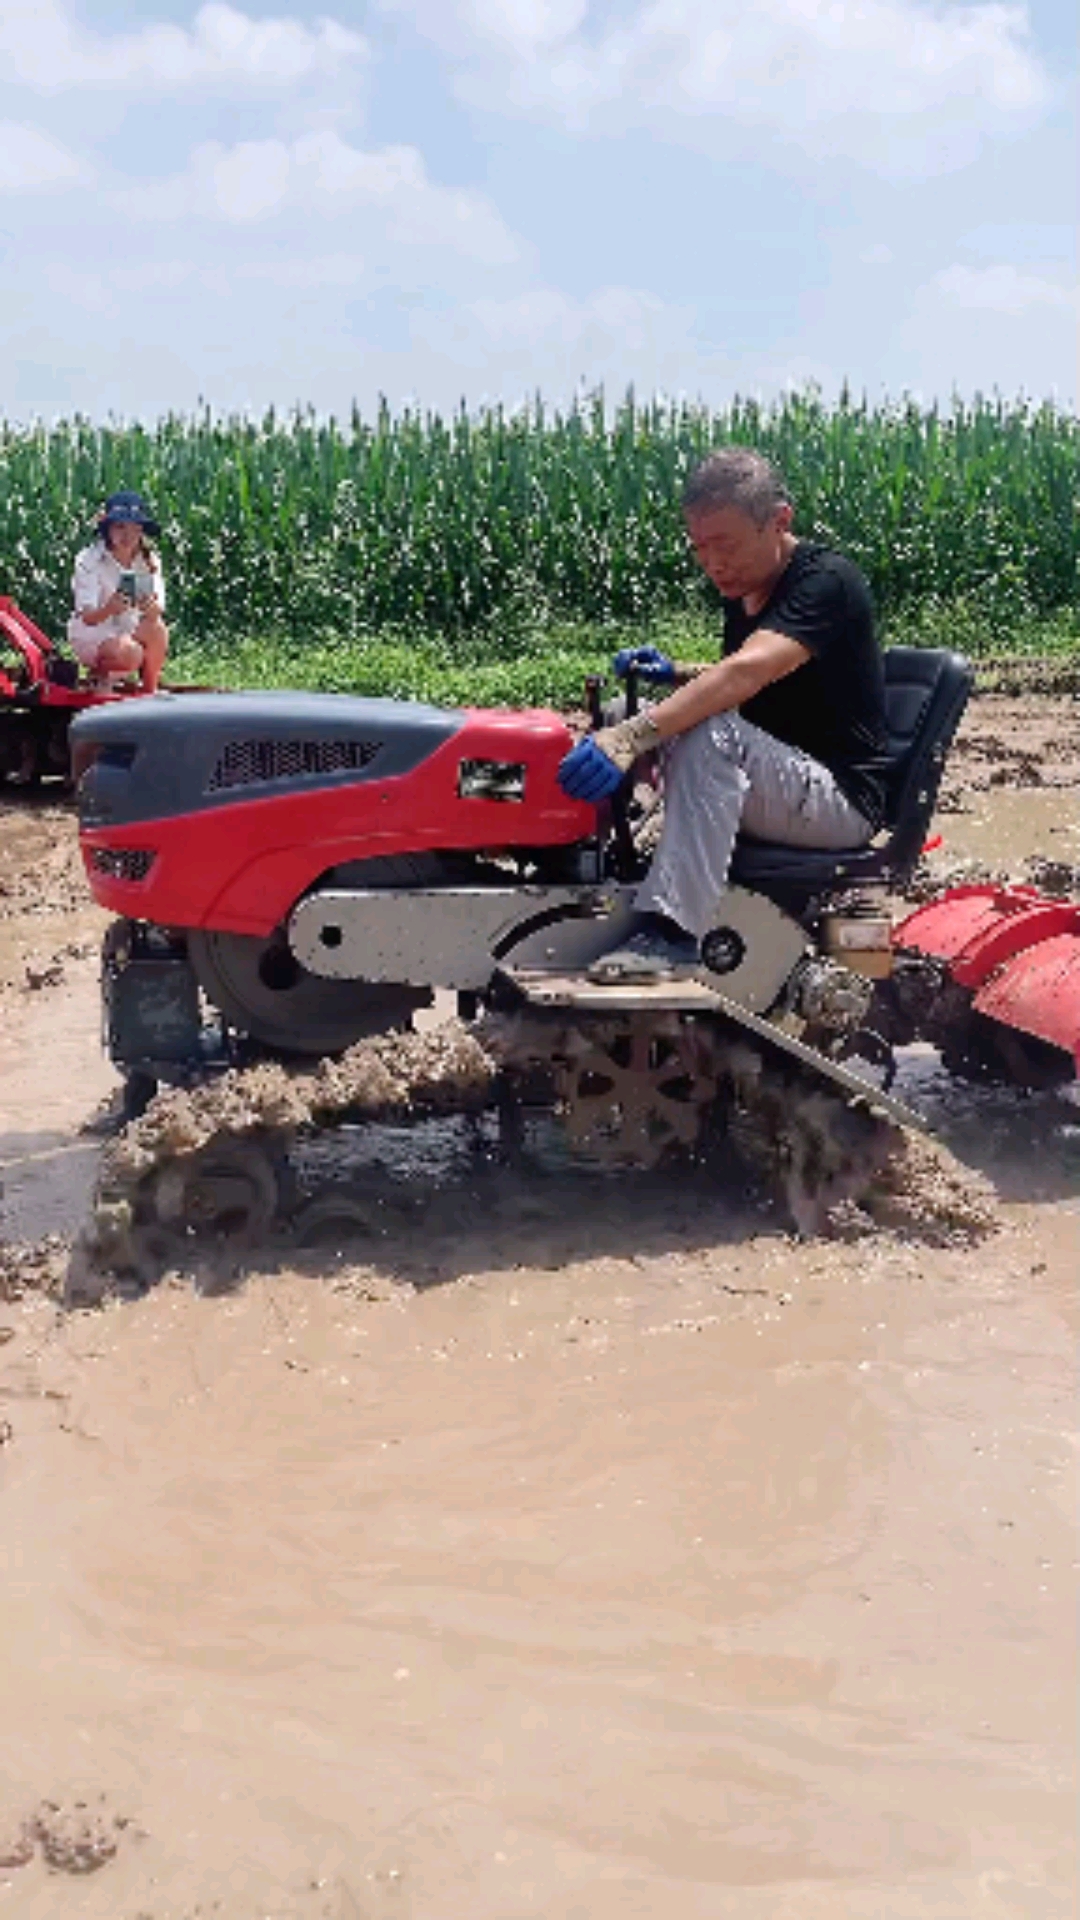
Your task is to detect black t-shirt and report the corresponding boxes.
[722,542,889,830]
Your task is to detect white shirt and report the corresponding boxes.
[69,539,166,641]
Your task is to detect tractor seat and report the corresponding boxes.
[728,646,974,903]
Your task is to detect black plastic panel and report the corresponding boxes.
[71,690,464,828]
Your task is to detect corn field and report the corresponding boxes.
[1,391,1077,656]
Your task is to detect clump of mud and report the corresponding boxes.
[0,1234,69,1302]
[943,692,1080,789]
[903,849,1079,909]
[720,1044,999,1244]
[20,936,96,992]
[902,854,1007,904]
[833,1134,1000,1244]
[0,1796,135,1875]
[1023,855,1079,899]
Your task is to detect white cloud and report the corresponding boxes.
[235,253,371,288]
[39,253,379,315]
[453,0,587,51]
[900,257,1078,400]
[383,0,1049,174]
[861,244,894,266]
[406,285,858,409]
[114,130,520,264]
[0,0,365,93]
[453,285,684,353]
[409,283,724,395]
[933,261,1078,315]
[0,121,86,192]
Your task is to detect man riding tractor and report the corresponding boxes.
[558,447,889,981]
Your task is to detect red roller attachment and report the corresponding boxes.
[894,885,1080,1075]
[973,931,1080,1068]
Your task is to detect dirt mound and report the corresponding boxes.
[833,1133,1000,1243]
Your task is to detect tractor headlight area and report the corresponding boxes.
[89,845,157,883]
[457,758,527,802]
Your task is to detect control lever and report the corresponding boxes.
[581,673,637,881]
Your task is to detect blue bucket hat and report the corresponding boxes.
[97,489,160,539]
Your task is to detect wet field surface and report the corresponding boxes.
[0,693,1077,1917]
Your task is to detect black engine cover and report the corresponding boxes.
[71,690,464,829]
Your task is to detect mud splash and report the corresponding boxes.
[76,1023,497,1284]
[57,1005,1002,1307]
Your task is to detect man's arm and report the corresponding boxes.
[559,628,812,801]
[649,628,810,740]
[667,659,712,688]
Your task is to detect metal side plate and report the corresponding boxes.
[289,886,614,989]
[502,966,929,1133]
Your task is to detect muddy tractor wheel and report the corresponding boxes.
[128,1137,286,1276]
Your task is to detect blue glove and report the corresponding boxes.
[611,644,676,684]
[558,735,627,803]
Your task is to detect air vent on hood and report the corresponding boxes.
[206,737,381,792]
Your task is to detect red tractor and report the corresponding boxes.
[67,642,1076,1106]
[54,645,1079,1265]
[1,598,138,783]
[0,596,211,784]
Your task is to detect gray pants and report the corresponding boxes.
[635,711,873,938]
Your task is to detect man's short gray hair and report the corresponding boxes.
[681,448,791,527]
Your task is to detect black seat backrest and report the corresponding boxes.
[881,646,974,868]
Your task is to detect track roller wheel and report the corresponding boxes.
[140,1137,283,1254]
[554,1017,717,1168]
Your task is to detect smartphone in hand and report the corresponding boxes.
[118,567,154,603]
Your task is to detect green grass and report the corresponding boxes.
[170,604,1080,710]
[1,390,1077,668]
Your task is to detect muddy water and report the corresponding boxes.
[0,929,115,1245]
[2,1186,1076,1916]
[936,788,1078,872]
[1,764,1078,1917]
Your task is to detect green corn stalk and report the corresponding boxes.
[0,391,1075,665]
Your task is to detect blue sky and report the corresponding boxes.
[0,0,1075,420]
